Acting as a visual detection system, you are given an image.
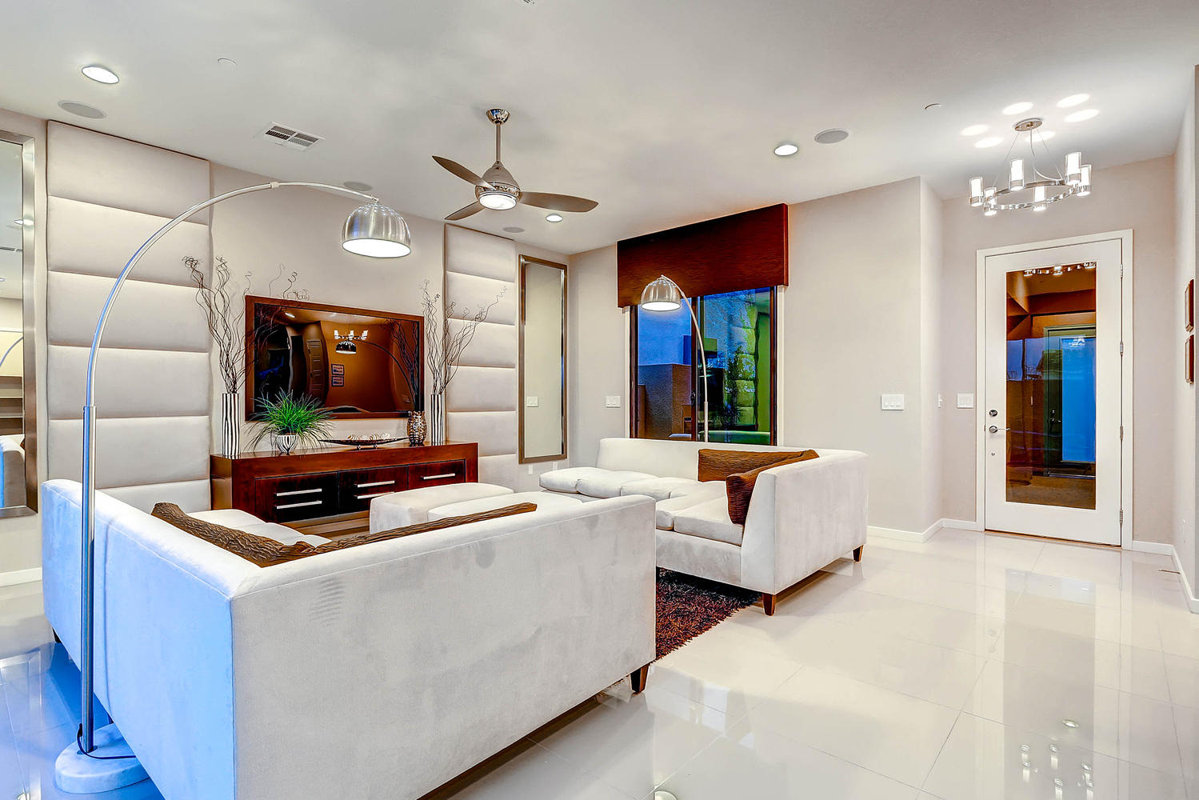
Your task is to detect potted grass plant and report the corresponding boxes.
[249,392,332,454]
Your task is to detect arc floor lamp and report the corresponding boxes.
[57,181,411,792]
[640,275,708,442]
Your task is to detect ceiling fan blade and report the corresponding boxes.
[518,192,598,213]
[433,156,493,189]
[445,202,484,221]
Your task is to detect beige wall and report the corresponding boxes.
[0,109,45,578]
[1176,68,1197,592]
[939,156,1177,544]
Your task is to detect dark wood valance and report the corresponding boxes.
[616,204,789,306]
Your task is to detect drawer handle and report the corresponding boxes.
[356,491,393,501]
[277,488,323,498]
[356,480,394,489]
[421,473,458,481]
[276,500,324,510]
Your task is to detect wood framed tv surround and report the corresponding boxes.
[210,442,478,523]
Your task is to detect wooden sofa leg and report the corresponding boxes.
[630,664,650,694]
[762,593,777,616]
[853,545,864,562]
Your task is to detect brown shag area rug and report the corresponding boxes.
[656,568,759,658]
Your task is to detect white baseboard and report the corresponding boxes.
[1128,539,1176,556]
[942,517,983,532]
[0,567,41,588]
[868,520,941,543]
[1172,548,1199,614]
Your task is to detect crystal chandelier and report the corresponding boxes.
[968,118,1091,216]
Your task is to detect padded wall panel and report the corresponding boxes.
[48,196,211,286]
[444,272,518,326]
[47,417,212,490]
[47,123,212,222]
[444,227,517,489]
[451,320,517,368]
[46,272,208,351]
[446,366,517,413]
[47,346,211,419]
[47,123,213,510]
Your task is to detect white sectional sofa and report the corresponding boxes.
[41,479,656,800]
[541,437,868,614]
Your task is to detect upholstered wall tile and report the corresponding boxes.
[446,366,517,413]
[103,480,212,514]
[444,272,518,326]
[47,346,211,419]
[46,272,209,351]
[450,320,517,368]
[448,411,518,457]
[47,122,212,221]
[477,454,518,487]
[444,226,517,282]
[47,416,212,491]
[48,197,211,287]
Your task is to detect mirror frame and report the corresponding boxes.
[0,128,37,516]
[518,256,567,464]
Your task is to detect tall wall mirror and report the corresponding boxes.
[0,130,37,515]
[519,256,567,463]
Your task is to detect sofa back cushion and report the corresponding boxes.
[153,502,537,567]
[725,450,819,524]
[597,438,798,480]
[697,449,806,482]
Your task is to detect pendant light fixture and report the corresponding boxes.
[968,118,1091,215]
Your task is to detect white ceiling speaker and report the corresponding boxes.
[58,101,106,119]
[814,128,849,144]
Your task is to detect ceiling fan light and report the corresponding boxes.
[479,190,517,210]
[341,201,412,258]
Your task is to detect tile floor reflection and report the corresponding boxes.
[2,527,1196,799]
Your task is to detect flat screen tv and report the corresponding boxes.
[246,296,423,419]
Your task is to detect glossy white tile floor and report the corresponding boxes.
[3,527,1197,799]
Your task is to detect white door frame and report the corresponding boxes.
[974,229,1134,548]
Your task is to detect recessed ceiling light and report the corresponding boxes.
[57,101,105,119]
[545,213,564,223]
[960,124,989,137]
[1003,101,1034,115]
[1057,93,1090,108]
[814,128,849,145]
[81,64,119,84]
[502,226,525,233]
[773,142,799,157]
[343,180,373,192]
[1065,108,1099,123]
[974,136,1003,149]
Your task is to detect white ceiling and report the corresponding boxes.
[1,0,1196,255]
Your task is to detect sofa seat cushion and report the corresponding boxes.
[370,482,513,531]
[672,497,745,546]
[653,483,727,530]
[429,491,582,520]
[191,508,264,528]
[574,469,658,499]
[620,477,707,501]
[538,467,601,494]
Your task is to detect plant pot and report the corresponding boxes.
[428,392,446,445]
[407,410,426,446]
[220,392,240,457]
[273,433,298,455]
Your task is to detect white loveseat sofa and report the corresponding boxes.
[41,479,656,800]
[541,438,868,614]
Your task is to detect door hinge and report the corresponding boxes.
[1119,341,1124,356]
[1119,425,1124,441]
[1119,508,1124,526]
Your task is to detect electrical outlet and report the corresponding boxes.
[526,396,539,407]
[956,393,975,409]
[881,393,905,411]
[937,393,944,408]
[605,395,622,408]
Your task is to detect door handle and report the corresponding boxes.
[988,425,1010,434]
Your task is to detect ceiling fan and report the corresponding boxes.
[433,108,598,221]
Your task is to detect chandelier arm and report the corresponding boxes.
[993,134,1020,190]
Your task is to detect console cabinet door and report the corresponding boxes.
[255,473,340,522]
[338,467,409,513]
[410,460,468,488]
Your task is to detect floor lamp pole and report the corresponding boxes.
[673,284,709,443]
[63,180,380,791]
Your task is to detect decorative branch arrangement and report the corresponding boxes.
[185,256,311,394]
[420,280,505,396]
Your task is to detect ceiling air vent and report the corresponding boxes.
[260,124,322,151]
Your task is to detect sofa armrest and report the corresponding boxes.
[739,451,868,593]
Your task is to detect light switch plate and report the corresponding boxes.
[526,396,539,407]
[605,395,622,408]
[880,393,905,411]
[956,393,975,409]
